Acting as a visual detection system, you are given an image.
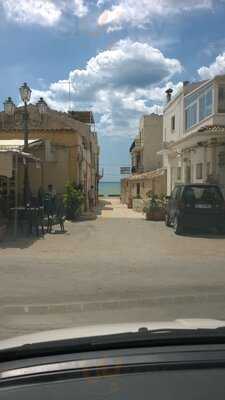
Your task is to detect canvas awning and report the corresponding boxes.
[128,168,166,181]
[0,150,41,178]
[0,139,40,151]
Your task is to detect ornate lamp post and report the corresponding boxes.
[19,82,32,152]
[3,88,48,206]
[19,83,32,205]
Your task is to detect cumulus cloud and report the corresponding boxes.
[198,52,225,79]
[73,0,88,17]
[31,39,182,136]
[0,0,88,26]
[0,0,62,26]
[98,0,214,30]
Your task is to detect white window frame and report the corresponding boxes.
[184,84,214,132]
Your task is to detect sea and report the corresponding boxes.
[99,181,121,196]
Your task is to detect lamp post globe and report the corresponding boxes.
[19,82,32,104]
[37,97,48,115]
[4,97,15,116]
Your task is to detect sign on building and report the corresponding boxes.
[120,167,131,175]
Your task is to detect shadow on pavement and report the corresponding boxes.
[0,234,44,249]
[180,228,225,239]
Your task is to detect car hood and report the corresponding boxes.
[1,319,225,351]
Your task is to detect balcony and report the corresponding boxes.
[131,166,144,174]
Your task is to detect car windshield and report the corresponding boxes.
[183,186,224,205]
[1,0,225,346]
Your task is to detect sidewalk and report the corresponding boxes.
[98,197,144,219]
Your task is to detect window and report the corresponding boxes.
[183,185,223,205]
[196,163,203,179]
[171,115,175,131]
[218,85,225,113]
[177,167,181,180]
[207,161,211,176]
[199,88,212,121]
[185,85,213,130]
[185,102,197,130]
[136,183,140,196]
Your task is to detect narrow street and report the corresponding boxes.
[1,198,225,339]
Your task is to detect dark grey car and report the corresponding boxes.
[165,184,225,234]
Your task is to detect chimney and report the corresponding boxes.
[183,80,189,87]
[165,88,173,103]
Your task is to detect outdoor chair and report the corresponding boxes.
[47,197,66,233]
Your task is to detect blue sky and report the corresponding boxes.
[1,0,225,181]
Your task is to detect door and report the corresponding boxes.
[136,183,140,197]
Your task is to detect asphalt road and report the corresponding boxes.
[1,198,225,339]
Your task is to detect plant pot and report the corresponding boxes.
[145,208,165,221]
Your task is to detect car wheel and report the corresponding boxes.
[165,213,172,227]
[174,215,184,235]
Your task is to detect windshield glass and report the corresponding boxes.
[1,0,225,344]
[183,186,224,205]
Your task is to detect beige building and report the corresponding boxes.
[121,113,166,209]
[162,75,225,195]
[0,104,100,205]
[130,114,163,173]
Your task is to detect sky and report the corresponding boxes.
[1,1,225,181]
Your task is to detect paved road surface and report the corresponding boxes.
[1,198,225,339]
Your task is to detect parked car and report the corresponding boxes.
[165,184,225,234]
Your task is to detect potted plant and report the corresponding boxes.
[63,182,84,220]
[144,192,166,221]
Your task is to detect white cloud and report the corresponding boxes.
[198,52,225,79]
[73,0,88,17]
[0,0,89,26]
[31,39,182,136]
[98,0,214,30]
[1,0,62,26]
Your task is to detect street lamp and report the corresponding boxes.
[19,83,32,205]
[3,85,49,206]
[19,82,32,104]
[37,97,48,115]
[4,97,15,116]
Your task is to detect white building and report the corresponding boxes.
[162,75,225,194]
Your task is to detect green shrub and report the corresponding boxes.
[63,182,84,220]
[144,192,166,213]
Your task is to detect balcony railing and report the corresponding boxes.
[131,166,144,174]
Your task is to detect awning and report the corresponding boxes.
[0,139,40,151]
[127,168,166,181]
[0,150,41,178]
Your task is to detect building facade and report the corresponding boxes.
[162,75,225,194]
[130,114,163,173]
[0,104,100,205]
[121,113,166,209]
